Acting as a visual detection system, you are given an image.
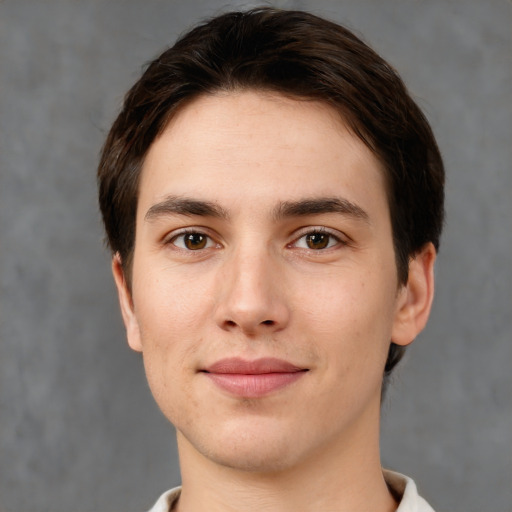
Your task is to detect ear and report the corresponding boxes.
[391,242,436,347]
[112,253,143,352]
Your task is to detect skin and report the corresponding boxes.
[113,91,436,512]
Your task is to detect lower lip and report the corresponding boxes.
[204,372,306,398]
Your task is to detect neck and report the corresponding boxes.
[174,399,397,512]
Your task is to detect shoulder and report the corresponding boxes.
[146,487,181,512]
[383,469,436,512]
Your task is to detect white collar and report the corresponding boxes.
[147,470,435,512]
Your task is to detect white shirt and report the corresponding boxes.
[146,470,435,511]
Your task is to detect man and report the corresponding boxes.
[98,7,444,512]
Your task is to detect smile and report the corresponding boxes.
[201,357,309,398]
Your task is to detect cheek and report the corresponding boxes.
[295,269,397,366]
[138,312,203,428]
[134,264,213,335]
[131,272,211,410]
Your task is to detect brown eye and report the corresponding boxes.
[171,232,214,250]
[305,232,330,250]
[291,230,342,251]
[183,233,207,250]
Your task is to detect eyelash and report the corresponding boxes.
[166,229,219,251]
[165,227,347,252]
[289,227,346,251]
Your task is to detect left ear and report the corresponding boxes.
[391,242,436,347]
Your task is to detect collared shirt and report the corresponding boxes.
[146,470,435,512]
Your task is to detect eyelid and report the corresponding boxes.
[163,227,221,248]
[288,226,349,249]
[161,225,348,250]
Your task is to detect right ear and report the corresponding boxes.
[112,253,143,352]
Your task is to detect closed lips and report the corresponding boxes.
[203,357,307,374]
[201,358,309,398]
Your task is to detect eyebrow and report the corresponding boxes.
[144,195,370,224]
[144,196,229,221]
[273,197,370,223]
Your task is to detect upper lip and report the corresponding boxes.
[203,357,307,374]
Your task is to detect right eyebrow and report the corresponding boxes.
[144,196,229,222]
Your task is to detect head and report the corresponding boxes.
[98,8,444,394]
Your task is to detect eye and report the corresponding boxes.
[170,231,216,250]
[292,230,342,250]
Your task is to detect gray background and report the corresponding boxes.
[0,0,510,511]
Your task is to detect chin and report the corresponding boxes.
[179,417,310,474]
[206,443,300,474]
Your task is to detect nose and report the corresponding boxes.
[213,246,290,336]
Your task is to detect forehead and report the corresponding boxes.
[139,91,388,215]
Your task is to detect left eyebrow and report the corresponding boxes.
[272,197,371,224]
[144,196,229,222]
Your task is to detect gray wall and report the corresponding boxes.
[1,1,510,511]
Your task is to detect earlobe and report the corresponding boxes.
[112,253,143,352]
[391,243,436,347]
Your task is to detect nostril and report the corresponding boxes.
[261,320,275,325]
[225,320,237,327]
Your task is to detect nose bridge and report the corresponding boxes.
[215,238,289,333]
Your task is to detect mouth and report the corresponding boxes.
[200,357,309,398]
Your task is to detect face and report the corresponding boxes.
[114,91,432,473]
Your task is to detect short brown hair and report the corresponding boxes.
[98,7,445,378]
